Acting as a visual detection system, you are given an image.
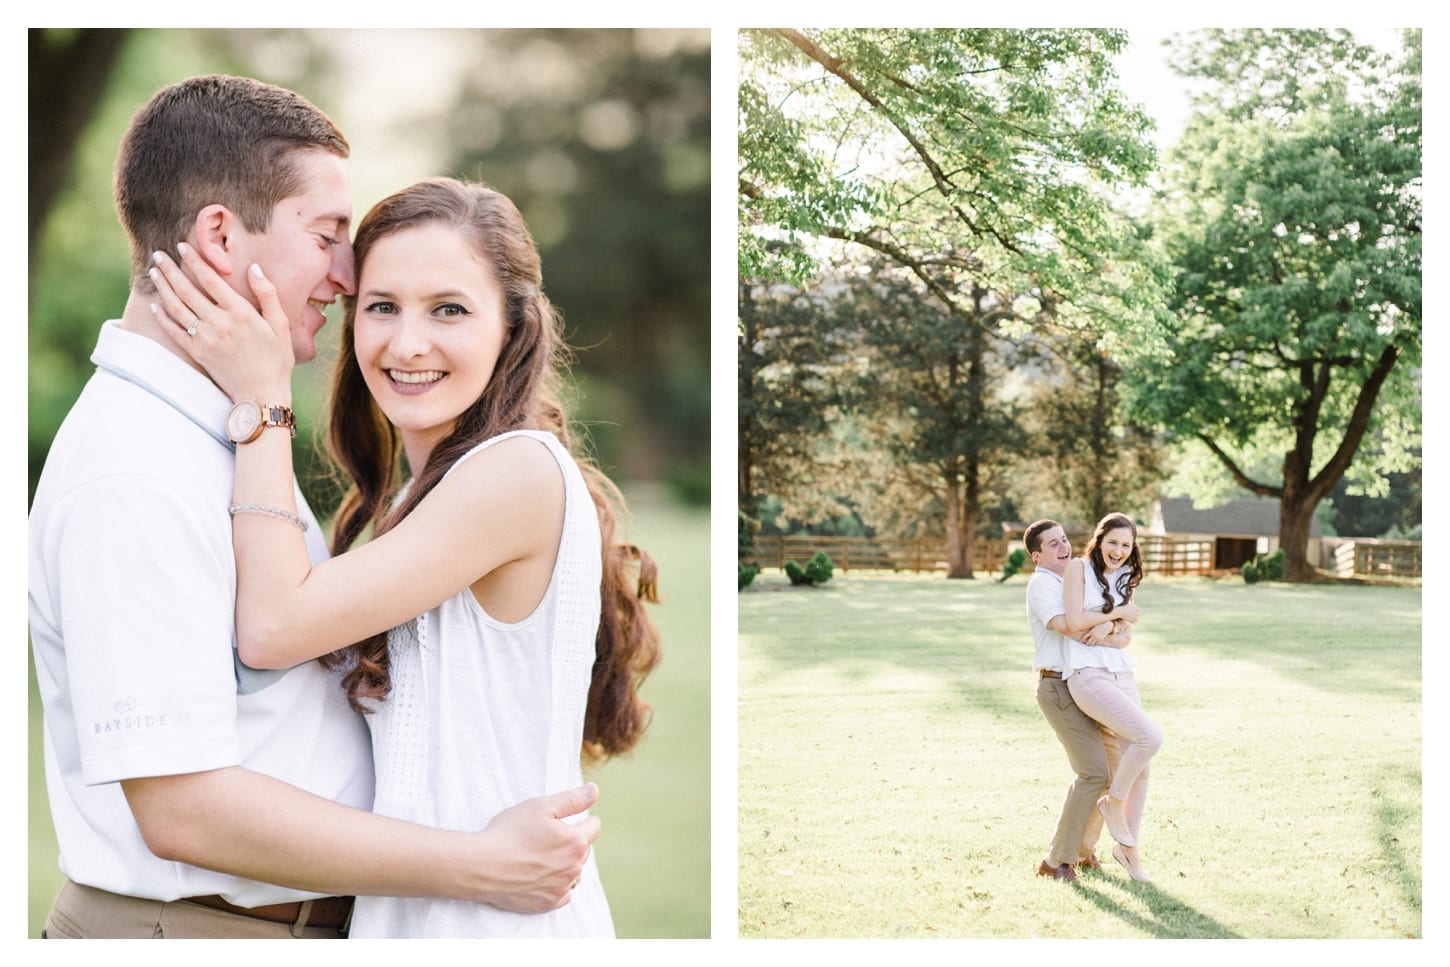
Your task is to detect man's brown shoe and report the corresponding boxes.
[1076,852,1102,871]
[1036,859,1077,883]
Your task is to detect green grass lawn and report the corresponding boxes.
[28,487,708,938]
[738,572,1421,939]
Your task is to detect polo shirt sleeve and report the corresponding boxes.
[1027,573,1066,627]
[49,473,242,785]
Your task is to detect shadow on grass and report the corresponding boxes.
[1374,764,1423,927]
[1073,869,1242,938]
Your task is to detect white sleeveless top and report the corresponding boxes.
[349,430,613,938]
[1063,562,1135,677]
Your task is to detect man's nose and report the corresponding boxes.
[331,241,356,295]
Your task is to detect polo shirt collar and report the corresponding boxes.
[91,320,233,440]
[1034,567,1064,586]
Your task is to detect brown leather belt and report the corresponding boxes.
[1039,669,1063,679]
[183,893,354,929]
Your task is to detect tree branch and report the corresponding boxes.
[774,28,1028,258]
[1306,342,1401,502]
[1194,433,1281,498]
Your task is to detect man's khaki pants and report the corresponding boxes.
[1035,674,1117,868]
[42,880,348,939]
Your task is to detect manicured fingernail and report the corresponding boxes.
[151,251,164,264]
[250,263,265,279]
[177,242,190,256]
[148,302,159,315]
[148,267,159,281]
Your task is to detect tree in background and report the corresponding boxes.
[1132,29,1421,580]
[739,274,846,527]
[438,29,710,501]
[1021,333,1167,527]
[841,263,1034,577]
[28,29,130,262]
[738,28,1170,574]
[739,29,1165,334]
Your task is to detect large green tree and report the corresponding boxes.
[842,264,1033,577]
[1134,29,1421,580]
[738,272,861,528]
[738,28,1169,576]
[740,29,1162,323]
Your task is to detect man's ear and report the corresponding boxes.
[189,204,242,278]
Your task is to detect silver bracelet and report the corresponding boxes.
[228,503,309,532]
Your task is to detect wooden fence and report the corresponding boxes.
[747,534,1423,580]
[746,535,987,573]
[1331,539,1422,579]
[1137,536,1216,576]
[746,533,1218,576]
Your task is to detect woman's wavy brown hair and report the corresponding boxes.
[1083,512,1144,613]
[319,177,660,763]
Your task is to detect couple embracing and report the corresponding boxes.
[29,74,661,938]
[1026,514,1164,885]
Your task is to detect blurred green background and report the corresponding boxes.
[27,28,710,938]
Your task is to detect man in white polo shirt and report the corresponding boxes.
[1022,518,1135,884]
[29,74,598,939]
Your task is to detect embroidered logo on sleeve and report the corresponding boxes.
[93,696,168,735]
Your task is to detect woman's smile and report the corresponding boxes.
[386,369,447,395]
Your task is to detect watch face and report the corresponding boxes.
[227,401,262,442]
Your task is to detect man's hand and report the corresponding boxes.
[1081,620,1114,645]
[1114,602,1141,624]
[470,783,601,913]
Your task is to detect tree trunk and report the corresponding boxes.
[1277,345,1400,582]
[944,469,975,578]
[1278,491,1318,581]
[29,30,130,261]
[737,282,757,518]
[943,297,988,580]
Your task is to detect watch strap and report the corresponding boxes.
[261,404,297,438]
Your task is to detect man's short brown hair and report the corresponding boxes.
[1023,518,1062,554]
[113,74,348,288]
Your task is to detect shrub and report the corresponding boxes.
[785,551,835,587]
[999,548,1029,583]
[1259,548,1287,581]
[739,562,760,591]
[1242,549,1286,584]
[804,551,834,585]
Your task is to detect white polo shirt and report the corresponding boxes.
[28,321,374,906]
[1026,568,1071,673]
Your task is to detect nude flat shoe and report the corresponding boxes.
[1112,844,1151,883]
[1098,795,1136,847]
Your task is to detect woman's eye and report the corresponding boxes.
[365,301,397,315]
[436,303,470,318]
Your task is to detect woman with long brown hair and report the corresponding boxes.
[150,177,660,936]
[1060,511,1161,883]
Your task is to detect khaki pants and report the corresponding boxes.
[1035,675,1118,867]
[42,880,348,939]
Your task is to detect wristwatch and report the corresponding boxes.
[226,400,296,444]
